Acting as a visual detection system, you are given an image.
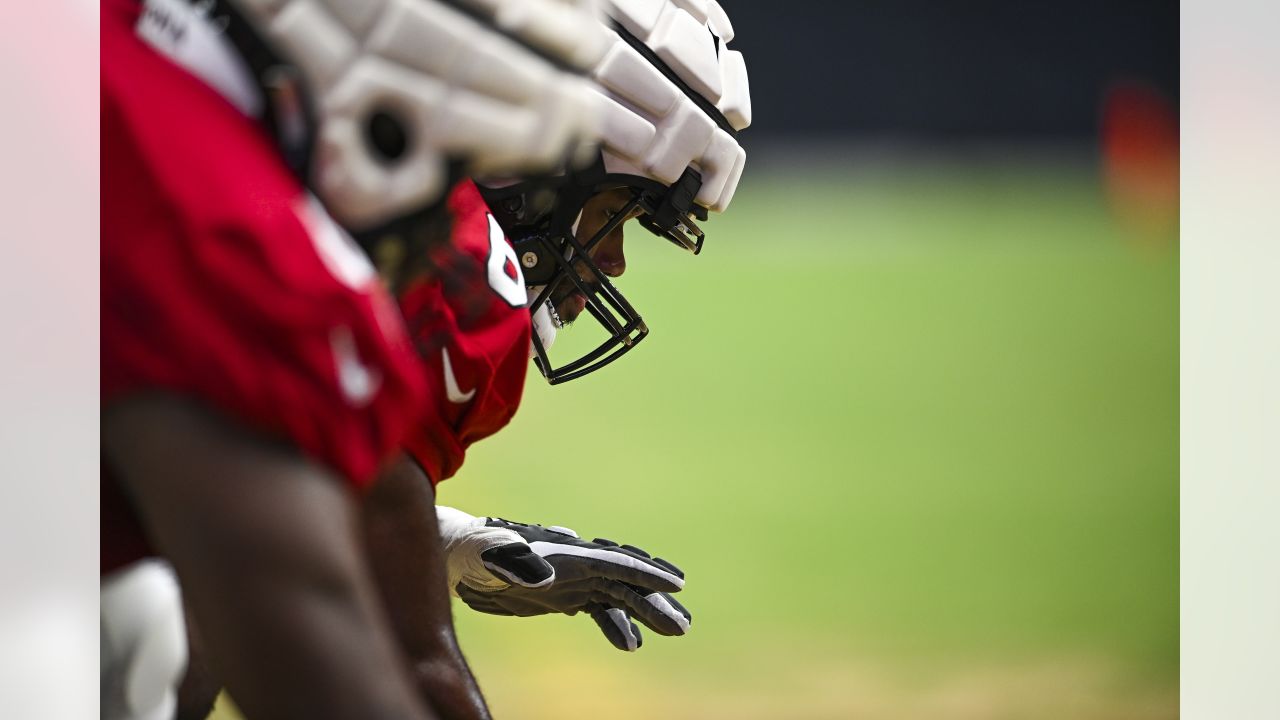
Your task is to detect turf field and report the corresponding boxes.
[215,153,1178,719]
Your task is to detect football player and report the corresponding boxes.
[101,0,607,719]
[389,0,752,653]
[168,174,696,720]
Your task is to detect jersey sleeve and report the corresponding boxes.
[102,20,427,490]
[398,181,532,483]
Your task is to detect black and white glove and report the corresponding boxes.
[437,506,691,651]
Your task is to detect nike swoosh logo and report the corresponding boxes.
[442,347,476,404]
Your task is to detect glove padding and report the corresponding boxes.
[438,509,691,652]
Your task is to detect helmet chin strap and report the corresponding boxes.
[528,294,558,357]
[524,206,585,358]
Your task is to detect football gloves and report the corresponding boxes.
[436,506,691,651]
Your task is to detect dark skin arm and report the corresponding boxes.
[174,603,221,720]
[104,395,435,720]
[170,455,491,720]
[363,456,492,720]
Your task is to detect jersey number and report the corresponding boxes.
[485,213,526,308]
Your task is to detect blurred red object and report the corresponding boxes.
[1101,80,1180,247]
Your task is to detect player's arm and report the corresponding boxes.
[103,394,436,720]
[363,456,492,720]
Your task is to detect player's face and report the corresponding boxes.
[551,187,641,323]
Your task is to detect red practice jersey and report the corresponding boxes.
[399,181,533,484]
[102,0,428,572]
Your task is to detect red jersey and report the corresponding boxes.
[102,0,427,571]
[399,181,533,484]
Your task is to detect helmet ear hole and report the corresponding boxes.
[365,109,409,163]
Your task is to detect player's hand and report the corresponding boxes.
[436,507,691,651]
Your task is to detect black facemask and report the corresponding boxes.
[481,159,707,385]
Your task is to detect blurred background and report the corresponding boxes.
[228,1,1179,718]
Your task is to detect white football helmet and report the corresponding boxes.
[137,0,610,236]
[482,0,752,383]
[592,0,750,216]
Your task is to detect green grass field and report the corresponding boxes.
[216,157,1178,719]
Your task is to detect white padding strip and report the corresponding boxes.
[717,49,752,131]
[595,40,680,118]
[606,607,638,651]
[650,6,722,103]
[692,128,738,208]
[705,0,733,43]
[604,0,663,39]
[710,145,745,213]
[481,559,554,589]
[597,91,659,161]
[672,0,709,25]
[645,97,716,184]
[526,541,685,590]
[646,593,690,633]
